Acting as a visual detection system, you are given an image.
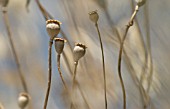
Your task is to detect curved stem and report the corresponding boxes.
[2,8,28,93]
[95,23,107,109]
[57,54,68,90]
[70,61,78,109]
[144,1,153,94]
[117,5,139,109]
[72,61,78,91]
[43,40,53,109]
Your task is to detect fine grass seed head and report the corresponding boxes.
[73,43,87,62]
[0,0,9,7]
[135,0,146,7]
[18,92,30,109]
[89,10,99,24]
[54,38,66,54]
[46,19,61,40]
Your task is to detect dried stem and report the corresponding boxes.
[118,5,139,109]
[72,61,78,91]
[144,1,153,94]
[35,1,90,108]
[35,0,53,20]
[43,40,53,109]
[2,8,28,93]
[57,54,68,90]
[95,23,107,109]
[70,61,78,109]
[63,53,91,109]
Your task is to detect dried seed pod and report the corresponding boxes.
[0,0,9,7]
[46,19,61,40]
[54,38,66,54]
[135,0,146,7]
[89,10,99,24]
[18,92,30,109]
[73,43,87,62]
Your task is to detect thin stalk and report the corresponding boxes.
[43,40,53,109]
[70,61,78,109]
[63,52,91,109]
[118,5,139,109]
[130,1,150,108]
[144,1,153,94]
[35,0,53,20]
[57,54,68,90]
[2,8,28,93]
[35,1,90,108]
[72,61,78,91]
[95,23,107,109]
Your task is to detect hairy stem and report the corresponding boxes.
[43,40,53,109]
[95,23,107,109]
[57,54,68,90]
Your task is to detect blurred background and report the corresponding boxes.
[0,0,170,109]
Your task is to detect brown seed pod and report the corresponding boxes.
[46,19,61,40]
[73,43,87,62]
[54,38,66,54]
[89,10,99,24]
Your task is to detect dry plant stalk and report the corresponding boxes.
[70,43,86,109]
[35,1,92,108]
[89,10,107,109]
[1,8,28,93]
[117,5,140,109]
[95,23,107,109]
[43,39,53,109]
[44,19,61,109]
[55,38,68,90]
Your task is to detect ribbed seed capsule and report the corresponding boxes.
[135,0,146,7]
[73,43,87,62]
[46,19,61,40]
[0,0,9,7]
[89,10,99,24]
[18,92,30,109]
[54,38,66,54]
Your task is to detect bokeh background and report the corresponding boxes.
[0,0,170,109]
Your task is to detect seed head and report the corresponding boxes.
[135,0,146,7]
[89,10,99,24]
[54,38,66,54]
[18,92,30,109]
[0,0,9,7]
[73,43,87,62]
[46,19,61,40]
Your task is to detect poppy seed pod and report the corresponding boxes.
[135,0,146,7]
[0,0,9,7]
[73,43,87,62]
[46,19,61,40]
[54,38,66,54]
[89,10,99,24]
[18,92,30,109]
